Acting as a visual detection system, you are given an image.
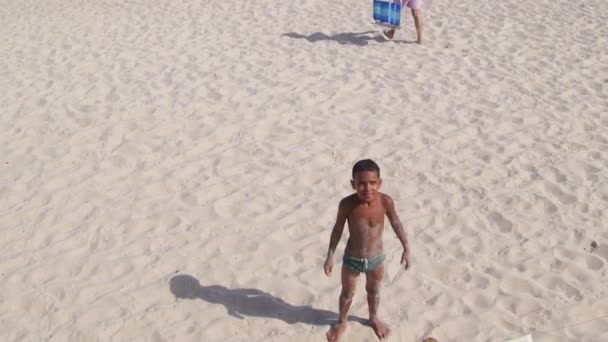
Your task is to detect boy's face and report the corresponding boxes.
[351,171,382,203]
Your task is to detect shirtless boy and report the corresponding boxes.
[324,159,411,341]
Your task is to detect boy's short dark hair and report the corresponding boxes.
[352,159,380,178]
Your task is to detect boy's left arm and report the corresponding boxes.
[383,195,411,270]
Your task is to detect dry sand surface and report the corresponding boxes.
[1,0,608,341]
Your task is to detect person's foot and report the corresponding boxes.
[326,322,347,342]
[416,37,422,44]
[382,29,395,40]
[370,318,390,340]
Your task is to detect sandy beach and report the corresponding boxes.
[1,0,607,341]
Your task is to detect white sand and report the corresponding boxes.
[1,0,607,341]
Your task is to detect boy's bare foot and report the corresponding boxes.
[326,322,347,342]
[370,318,390,340]
[416,37,422,44]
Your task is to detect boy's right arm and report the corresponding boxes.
[324,199,348,276]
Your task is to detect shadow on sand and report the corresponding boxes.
[282,31,415,46]
[169,274,368,327]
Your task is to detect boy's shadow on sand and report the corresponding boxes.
[282,31,415,45]
[169,274,368,326]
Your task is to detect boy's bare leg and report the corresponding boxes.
[327,266,358,342]
[411,9,422,43]
[366,265,390,340]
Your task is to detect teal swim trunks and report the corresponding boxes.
[343,252,385,273]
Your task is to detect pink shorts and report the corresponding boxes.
[403,0,422,9]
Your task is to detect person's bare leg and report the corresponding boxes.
[366,264,390,340]
[411,8,422,44]
[327,267,359,342]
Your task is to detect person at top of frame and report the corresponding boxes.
[383,0,423,44]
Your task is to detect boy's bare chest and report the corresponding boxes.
[348,205,385,227]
